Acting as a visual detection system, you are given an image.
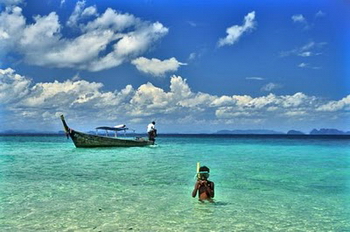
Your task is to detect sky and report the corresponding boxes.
[0,0,349,133]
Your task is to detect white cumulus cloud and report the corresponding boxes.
[0,1,169,72]
[0,68,31,104]
[316,95,350,112]
[292,11,326,30]
[218,11,256,47]
[132,57,187,76]
[280,41,326,58]
[291,13,310,30]
[292,14,306,23]
[315,10,326,18]
[0,0,22,5]
[66,0,98,28]
[261,83,282,92]
[0,6,25,56]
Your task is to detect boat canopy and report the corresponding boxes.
[95,126,129,132]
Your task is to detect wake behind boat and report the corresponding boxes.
[60,115,154,148]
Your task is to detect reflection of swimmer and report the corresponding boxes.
[192,166,215,202]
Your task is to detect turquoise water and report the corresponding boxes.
[1,135,349,231]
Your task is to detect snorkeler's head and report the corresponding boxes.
[198,166,210,180]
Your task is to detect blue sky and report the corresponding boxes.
[0,0,349,133]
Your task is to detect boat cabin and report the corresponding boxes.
[95,125,133,137]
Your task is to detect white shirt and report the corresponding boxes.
[147,123,155,132]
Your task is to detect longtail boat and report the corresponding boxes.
[60,115,154,148]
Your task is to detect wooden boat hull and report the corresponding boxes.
[60,115,154,148]
[69,129,153,147]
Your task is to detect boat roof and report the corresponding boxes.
[96,126,129,131]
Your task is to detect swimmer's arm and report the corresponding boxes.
[206,182,214,198]
[192,181,200,197]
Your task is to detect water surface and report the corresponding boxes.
[1,135,349,231]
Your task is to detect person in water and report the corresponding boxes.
[192,166,215,202]
[147,121,157,143]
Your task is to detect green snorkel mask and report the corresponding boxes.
[196,166,210,180]
[198,171,209,180]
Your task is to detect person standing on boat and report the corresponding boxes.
[147,121,157,143]
[192,166,215,202]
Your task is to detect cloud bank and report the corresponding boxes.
[1,68,349,132]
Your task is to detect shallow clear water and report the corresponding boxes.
[1,135,349,231]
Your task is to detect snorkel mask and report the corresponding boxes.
[197,166,210,180]
[199,172,209,180]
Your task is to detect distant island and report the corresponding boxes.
[216,129,283,134]
[309,128,350,135]
[0,129,60,134]
[215,128,350,135]
[287,130,305,135]
[1,128,350,135]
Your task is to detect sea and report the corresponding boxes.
[0,134,349,231]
